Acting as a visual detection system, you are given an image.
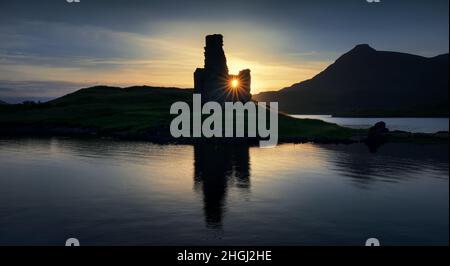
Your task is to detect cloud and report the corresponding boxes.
[0,80,88,103]
[0,0,447,100]
[0,19,331,96]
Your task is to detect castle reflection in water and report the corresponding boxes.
[193,144,250,229]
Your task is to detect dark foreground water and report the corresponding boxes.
[0,138,448,246]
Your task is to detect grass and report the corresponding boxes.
[278,114,357,139]
[0,86,357,140]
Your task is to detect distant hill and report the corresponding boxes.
[0,100,8,105]
[45,85,194,133]
[0,85,355,141]
[253,45,449,117]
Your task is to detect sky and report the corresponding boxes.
[0,0,448,103]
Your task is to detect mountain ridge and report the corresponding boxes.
[254,45,449,117]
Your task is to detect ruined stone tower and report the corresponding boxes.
[194,34,251,103]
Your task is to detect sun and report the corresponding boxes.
[231,78,239,89]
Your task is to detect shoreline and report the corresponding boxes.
[0,124,447,146]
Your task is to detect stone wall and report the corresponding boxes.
[194,34,251,103]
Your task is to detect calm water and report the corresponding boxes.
[0,138,448,246]
[290,115,449,133]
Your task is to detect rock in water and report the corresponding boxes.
[365,121,390,152]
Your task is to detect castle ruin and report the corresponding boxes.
[194,34,251,103]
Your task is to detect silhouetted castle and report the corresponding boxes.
[194,34,251,103]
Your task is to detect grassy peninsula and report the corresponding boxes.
[0,86,357,142]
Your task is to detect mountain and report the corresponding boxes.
[253,44,449,117]
[0,100,8,105]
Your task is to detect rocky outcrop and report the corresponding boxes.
[365,121,390,152]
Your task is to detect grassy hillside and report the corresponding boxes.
[0,86,356,140]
